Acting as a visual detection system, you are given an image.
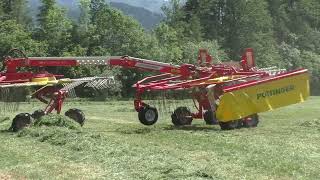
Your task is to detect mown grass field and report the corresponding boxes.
[0,97,319,179]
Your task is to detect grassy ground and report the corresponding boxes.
[0,97,319,179]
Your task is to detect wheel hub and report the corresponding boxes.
[145,109,156,122]
[178,112,190,124]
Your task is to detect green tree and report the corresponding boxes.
[89,0,105,23]
[162,0,190,43]
[181,40,228,64]
[0,1,3,17]
[184,15,203,42]
[37,0,55,27]
[183,0,226,41]
[153,23,183,63]
[162,0,185,28]
[35,0,73,56]
[164,0,282,66]
[85,1,160,96]
[278,42,320,95]
[79,0,91,32]
[1,0,31,26]
[0,20,46,59]
[300,51,320,95]
[268,0,320,52]
[88,2,149,56]
[68,0,92,54]
[222,0,281,66]
[267,0,291,42]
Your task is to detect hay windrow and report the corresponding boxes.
[17,114,82,147]
[33,114,80,130]
[17,114,105,151]
[18,126,105,152]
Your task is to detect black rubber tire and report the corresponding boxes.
[219,120,242,130]
[32,109,45,120]
[9,113,33,132]
[203,110,218,125]
[242,114,259,128]
[171,107,193,126]
[65,108,86,126]
[138,106,158,126]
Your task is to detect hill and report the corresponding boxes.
[110,2,164,29]
[110,0,168,14]
[28,0,165,29]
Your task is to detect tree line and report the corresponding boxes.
[0,0,319,97]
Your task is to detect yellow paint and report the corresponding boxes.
[189,75,245,86]
[28,77,72,86]
[31,77,49,83]
[31,76,56,84]
[216,72,310,122]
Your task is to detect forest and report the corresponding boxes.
[0,0,319,96]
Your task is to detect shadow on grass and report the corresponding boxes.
[114,125,221,135]
[0,129,13,133]
[118,124,221,135]
[119,127,153,135]
[163,125,220,132]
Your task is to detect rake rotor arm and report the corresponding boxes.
[3,55,193,76]
[1,48,258,79]
[108,56,197,76]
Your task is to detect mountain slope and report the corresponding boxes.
[110,2,163,29]
[110,0,168,14]
[28,0,164,29]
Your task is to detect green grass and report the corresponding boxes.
[0,97,319,179]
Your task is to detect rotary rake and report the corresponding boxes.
[106,48,309,129]
[0,49,115,131]
[1,48,309,131]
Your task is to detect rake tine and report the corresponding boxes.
[85,80,95,88]
[90,80,99,90]
[101,79,110,89]
[95,80,104,89]
[94,81,102,89]
[102,79,111,88]
[98,81,106,89]
[98,79,106,89]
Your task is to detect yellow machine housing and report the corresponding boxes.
[216,70,309,122]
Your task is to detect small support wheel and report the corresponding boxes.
[219,120,242,130]
[32,109,45,120]
[203,110,218,125]
[242,114,259,128]
[9,113,33,132]
[138,106,158,126]
[65,108,86,126]
[171,107,193,126]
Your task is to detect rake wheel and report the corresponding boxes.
[9,113,33,132]
[32,109,45,120]
[171,107,193,126]
[203,110,218,125]
[219,120,242,130]
[138,106,158,126]
[242,114,259,128]
[65,108,86,126]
